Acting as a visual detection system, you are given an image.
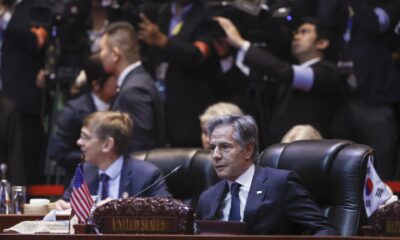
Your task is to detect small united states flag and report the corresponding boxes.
[71,163,94,223]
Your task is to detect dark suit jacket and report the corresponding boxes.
[0,96,24,185]
[1,0,44,115]
[348,0,400,104]
[111,65,164,152]
[143,2,219,147]
[63,156,171,200]
[197,166,338,235]
[49,93,97,183]
[244,47,343,143]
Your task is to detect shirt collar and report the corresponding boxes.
[117,61,142,88]
[300,57,321,68]
[91,92,110,112]
[228,163,255,190]
[98,155,124,180]
[170,2,193,18]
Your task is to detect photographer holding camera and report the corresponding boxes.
[214,16,343,144]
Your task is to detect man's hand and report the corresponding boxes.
[96,197,112,207]
[30,26,48,48]
[138,13,168,48]
[36,69,46,89]
[213,17,246,49]
[54,199,71,211]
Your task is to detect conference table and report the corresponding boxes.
[0,233,399,240]
[0,214,398,240]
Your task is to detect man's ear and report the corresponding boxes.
[112,47,121,62]
[102,137,115,153]
[316,38,330,51]
[244,143,255,161]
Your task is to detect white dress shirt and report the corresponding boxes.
[219,164,255,221]
[97,156,123,199]
[91,92,110,112]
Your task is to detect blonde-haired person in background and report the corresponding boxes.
[199,102,243,149]
[281,124,322,143]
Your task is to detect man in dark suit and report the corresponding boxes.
[214,17,343,145]
[197,115,337,235]
[100,21,164,153]
[49,55,117,185]
[1,0,48,183]
[0,95,24,185]
[331,0,400,180]
[138,0,219,147]
[55,111,170,210]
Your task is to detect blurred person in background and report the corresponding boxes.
[281,124,322,143]
[199,102,244,150]
[331,0,400,180]
[49,54,117,186]
[1,0,48,184]
[214,16,343,145]
[138,0,220,148]
[0,95,24,185]
[100,21,164,152]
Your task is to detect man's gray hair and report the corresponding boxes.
[207,115,259,161]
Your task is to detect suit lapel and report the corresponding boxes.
[118,156,132,198]
[85,93,96,112]
[207,181,228,220]
[243,166,269,228]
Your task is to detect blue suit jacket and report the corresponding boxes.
[197,166,338,235]
[63,156,171,200]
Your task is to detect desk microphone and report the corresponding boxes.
[132,165,182,198]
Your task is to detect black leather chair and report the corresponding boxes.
[131,148,218,209]
[258,139,371,236]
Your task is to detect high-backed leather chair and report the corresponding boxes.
[258,139,371,236]
[131,148,218,208]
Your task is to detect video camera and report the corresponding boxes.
[206,0,292,17]
[204,0,293,48]
[30,0,91,85]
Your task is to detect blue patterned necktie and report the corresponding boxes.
[228,182,241,221]
[100,173,110,200]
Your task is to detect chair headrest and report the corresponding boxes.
[258,139,372,204]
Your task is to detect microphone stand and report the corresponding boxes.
[132,165,182,198]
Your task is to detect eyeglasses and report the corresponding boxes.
[79,132,95,143]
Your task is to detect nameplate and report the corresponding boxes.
[384,218,400,236]
[97,216,180,234]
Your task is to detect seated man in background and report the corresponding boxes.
[199,102,243,150]
[49,55,117,185]
[55,111,170,210]
[196,115,338,235]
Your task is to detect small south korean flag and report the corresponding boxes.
[363,156,392,217]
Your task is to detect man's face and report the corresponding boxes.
[76,126,105,166]
[209,125,253,181]
[99,35,116,75]
[291,23,319,59]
